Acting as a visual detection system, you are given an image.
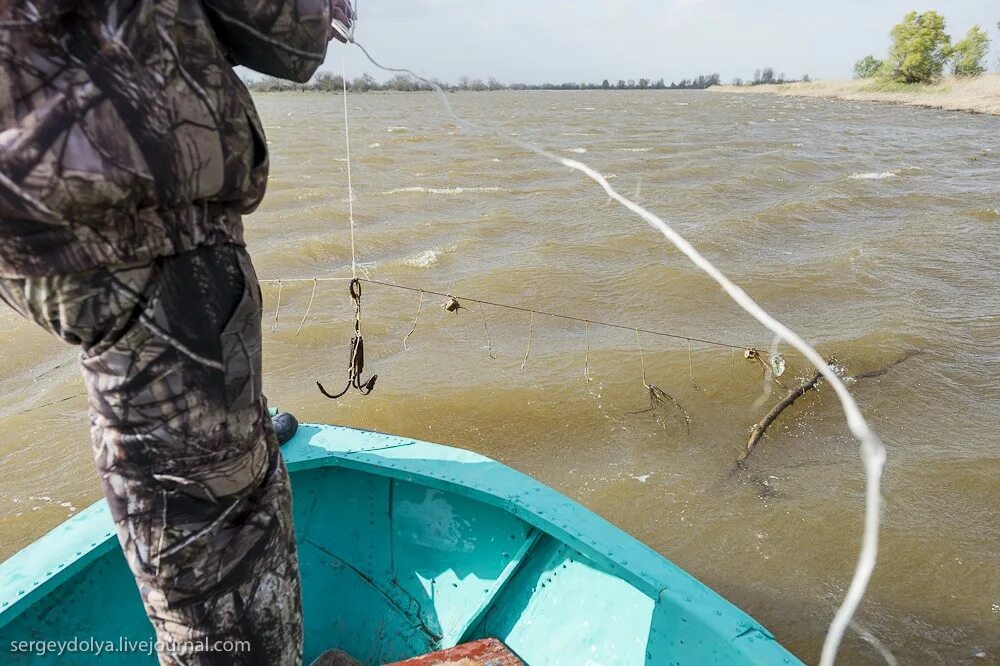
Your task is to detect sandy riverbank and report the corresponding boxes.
[710,74,1000,115]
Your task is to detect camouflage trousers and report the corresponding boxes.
[0,245,303,665]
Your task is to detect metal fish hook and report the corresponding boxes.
[317,278,378,399]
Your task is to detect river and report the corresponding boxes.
[1,90,998,664]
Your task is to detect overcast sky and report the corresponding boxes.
[325,0,999,84]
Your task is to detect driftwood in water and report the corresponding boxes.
[851,350,919,380]
[738,351,919,464]
[740,369,823,463]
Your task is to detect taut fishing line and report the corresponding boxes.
[333,7,886,663]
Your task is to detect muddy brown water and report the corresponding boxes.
[2,91,998,664]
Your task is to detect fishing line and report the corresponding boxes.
[7,393,85,417]
[402,290,423,351]
[479,302,498,360]
[687,340,706,392]
[341,55,358,280]
[520,312,534,371]
[851,621,898,666]
[635,329,648,388]
[362,278,750,350]
[337,18,884,662]
[271,279,283,332]
[260,276,753,350]
[295,278,319,336]
[629,329,691,436]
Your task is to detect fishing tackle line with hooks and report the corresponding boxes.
[323,9,885,662]
[260,275,754,351]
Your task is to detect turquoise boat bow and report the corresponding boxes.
[0,424,802,664]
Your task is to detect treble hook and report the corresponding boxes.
[317,278,378,399]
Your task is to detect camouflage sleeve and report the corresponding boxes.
[203,0,331,83]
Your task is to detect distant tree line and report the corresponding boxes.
[725,68,811,87]
[854,11,995,83]
[244,72,725,93]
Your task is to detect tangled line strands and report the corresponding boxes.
[335,22,887,664]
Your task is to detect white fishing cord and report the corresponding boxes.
[337,26,886,665]
[340,54,358,280]
[851,621,898,666]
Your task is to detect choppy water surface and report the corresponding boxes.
[2,91,998,663]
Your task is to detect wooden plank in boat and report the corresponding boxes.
[384,638,524,666]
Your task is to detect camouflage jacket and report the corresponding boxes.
[0,1,331,277]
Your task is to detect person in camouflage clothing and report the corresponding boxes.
[0,1,353,663]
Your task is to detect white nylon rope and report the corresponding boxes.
[333,13,886,663]
[340,54,358,280]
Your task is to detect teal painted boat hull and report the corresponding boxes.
[0,425,801,664]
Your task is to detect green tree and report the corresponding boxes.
[886,11,952,83]
[853,55,883,78]
[951,25,990,76]
[311,71,343,92]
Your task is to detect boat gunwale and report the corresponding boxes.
[0,423,800,663]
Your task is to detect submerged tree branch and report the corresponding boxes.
[741,369,824,463]
[738,351,919,464]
